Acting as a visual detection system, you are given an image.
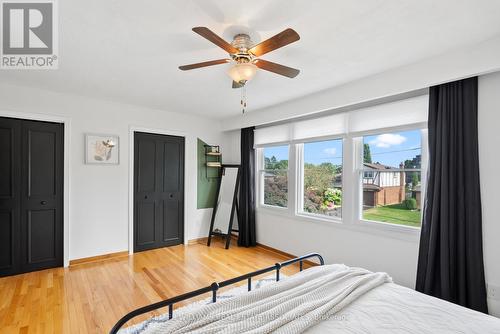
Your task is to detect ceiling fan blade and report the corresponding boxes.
[254,59,300,78]
[232,81,244,89]
[192,27,239,54]
[178,59,230,71]
[249,28,300,57]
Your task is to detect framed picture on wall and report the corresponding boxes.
[85,134,119,164]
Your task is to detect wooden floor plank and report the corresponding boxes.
[0,240,308,333]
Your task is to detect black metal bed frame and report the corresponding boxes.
[109,253,325,334]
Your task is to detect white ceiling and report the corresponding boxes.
[2,0,500,119]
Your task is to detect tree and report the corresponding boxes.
[404,154,421,169]
[263,156,289,207]
[264,171,288,207]
[411,172,419,188]
[304,163,335,190]
[302,162,342,216]
[404,155,422,184]
[264,156,288,170]
[363,144,372,163]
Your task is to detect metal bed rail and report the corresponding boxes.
[109,253,324,334]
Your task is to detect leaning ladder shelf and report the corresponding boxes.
[109,253,325,334]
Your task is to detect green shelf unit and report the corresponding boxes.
[204,145,221,178]
[197,139,220,209]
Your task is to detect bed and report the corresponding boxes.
[110,254,500,334]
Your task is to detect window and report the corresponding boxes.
[260,145,289,208]
[254,95,428,233]
[301,139,343,218]
[360,129,423,227]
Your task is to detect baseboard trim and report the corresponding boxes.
[187,237,208,245]
[256,243,320,267]
[187,233,238,245]
[69,251,129,266]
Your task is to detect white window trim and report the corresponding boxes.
[256,124,428,239]
[257,203,420,243]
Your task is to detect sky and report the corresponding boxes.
[304,140,343,165]
[263,129,422,168]
[264,145,289,163]
[364,130,421,168]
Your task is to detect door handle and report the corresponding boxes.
[40,201,47,205]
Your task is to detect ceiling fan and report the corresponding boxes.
[179,27,300,88]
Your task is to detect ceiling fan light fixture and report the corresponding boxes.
[227,62,257,84]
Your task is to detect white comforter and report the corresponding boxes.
[142,264,390,334]
[306,277,500,334]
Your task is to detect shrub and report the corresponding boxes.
[264,173,288,207]
[303,187,342,214]
[323,188,342,205]
[403,198,417,210]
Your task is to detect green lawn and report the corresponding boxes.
[363,204,421,227]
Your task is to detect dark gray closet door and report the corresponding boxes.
[0,117,64,277]
[134,132,184,252]
[0,118,21,276]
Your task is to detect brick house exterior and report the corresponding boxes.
[362,162,405,208]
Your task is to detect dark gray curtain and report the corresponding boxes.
[416,77,488,313]
[238,127,256,247]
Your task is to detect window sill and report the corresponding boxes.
[356,219,421,235]
[256,206,420,242]
[259,204,289,211]
[295,212,343,224]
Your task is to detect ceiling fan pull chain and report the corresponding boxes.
[241,85,247,114]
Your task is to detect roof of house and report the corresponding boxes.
[363,162,397,170]
[363,183,382,191]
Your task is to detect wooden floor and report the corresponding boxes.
[0,239,304,334]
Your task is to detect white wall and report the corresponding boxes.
[478,71,500,316]
[221,130,240,163]
[222,72,500,316]
[223,35,500,131]
[0,82,224,263]
[256,211,420,287]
